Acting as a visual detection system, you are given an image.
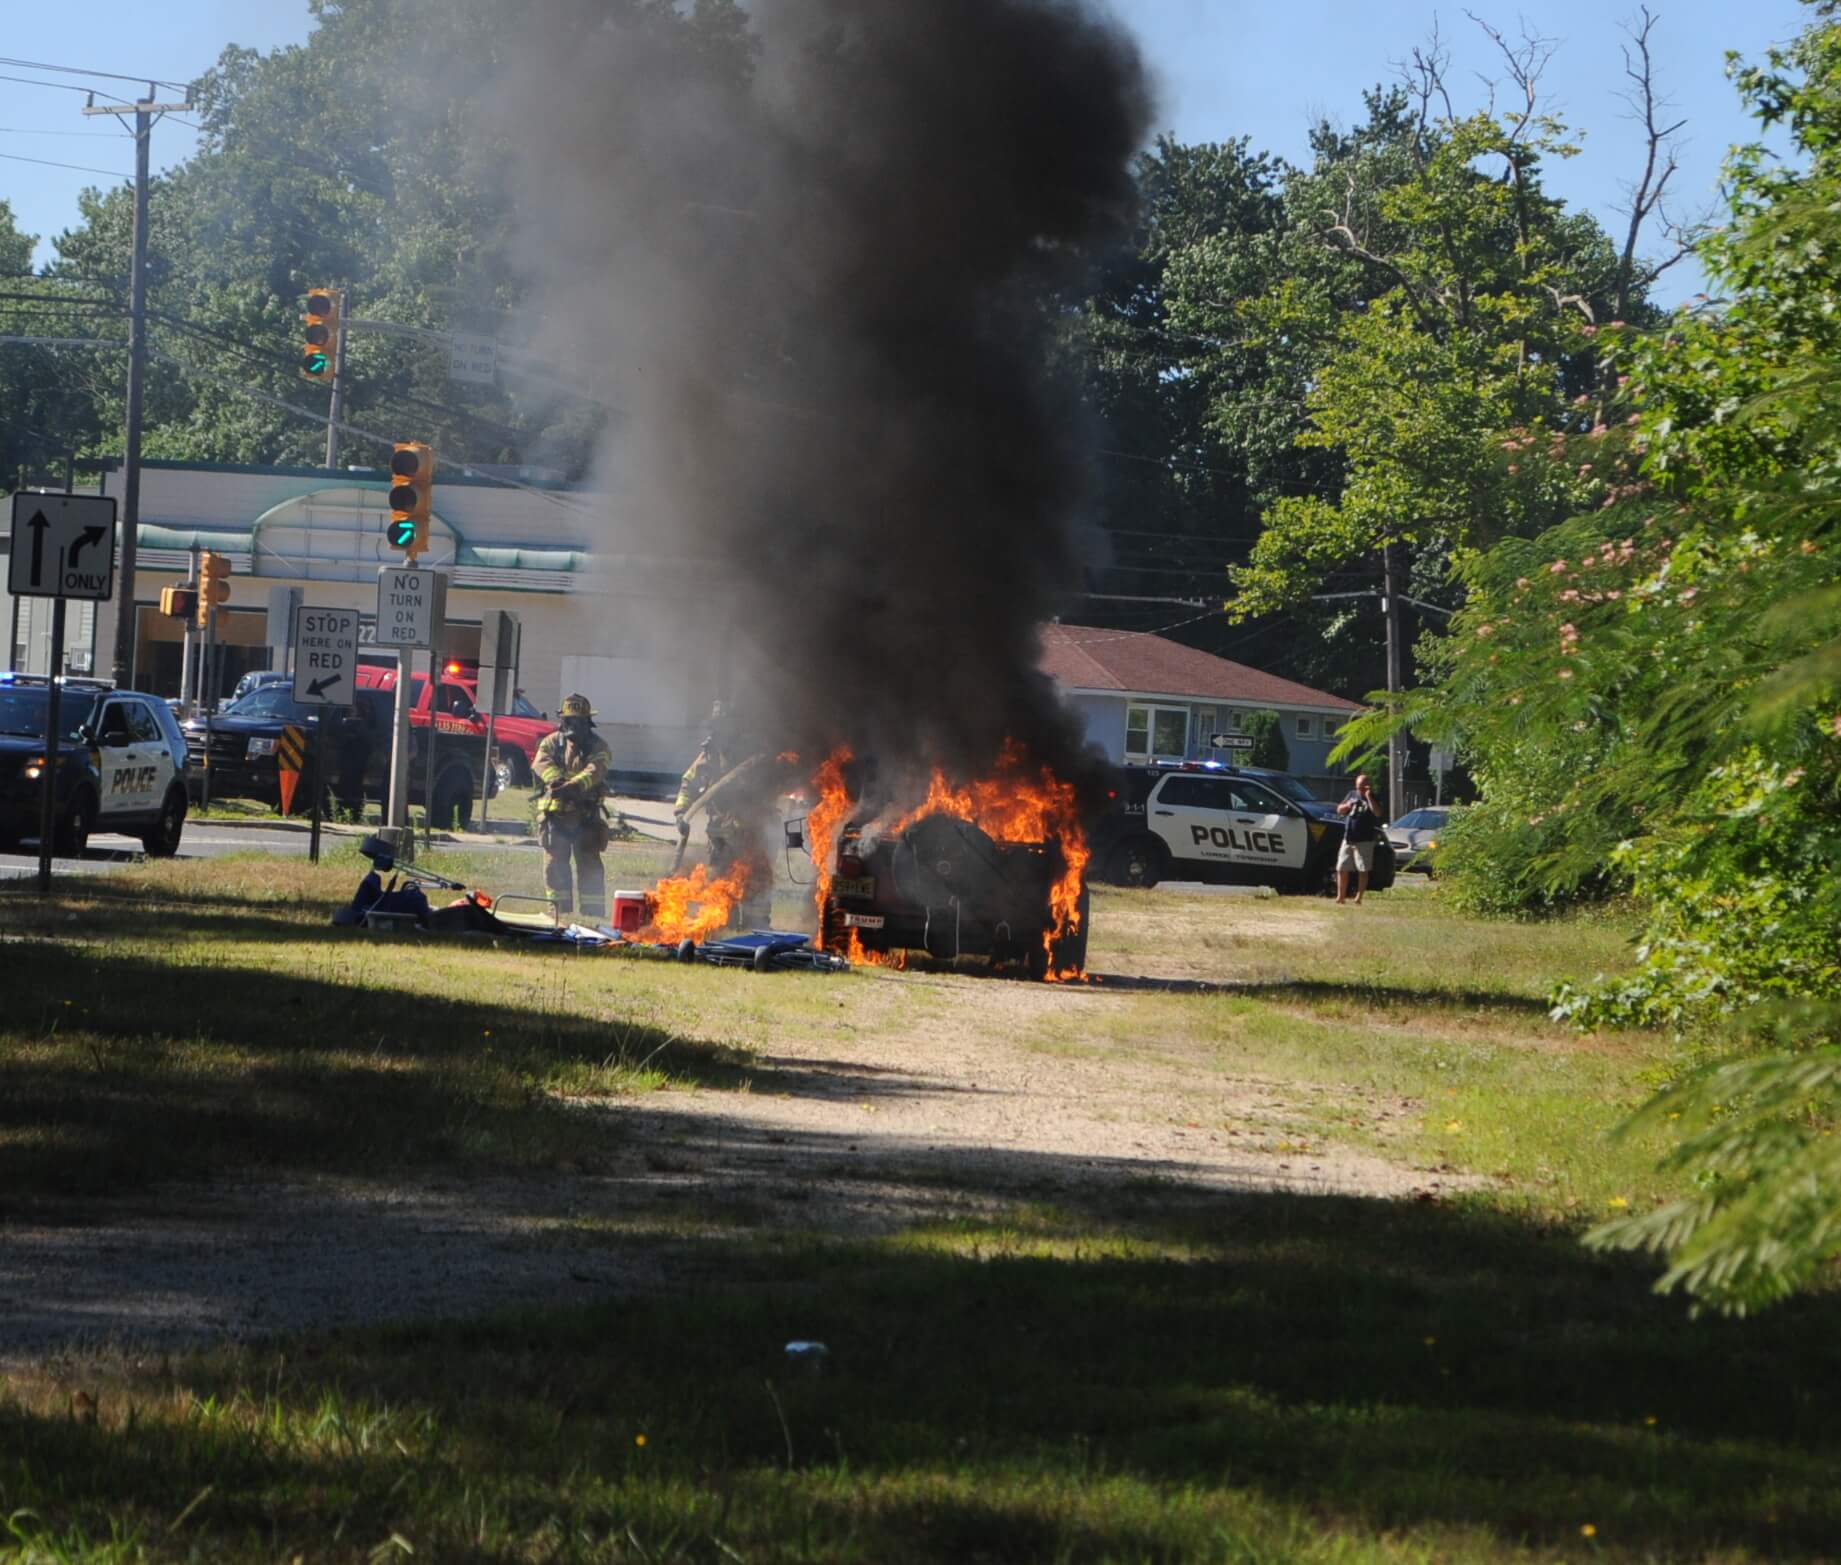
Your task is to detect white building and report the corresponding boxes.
[3,459,718,790]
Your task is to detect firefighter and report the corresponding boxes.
[675,706,774,928]
[534,693,612,920]
[674,704,731,866]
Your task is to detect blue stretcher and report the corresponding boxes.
[525,922,850,973]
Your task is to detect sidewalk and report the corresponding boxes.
[189,793,681,852]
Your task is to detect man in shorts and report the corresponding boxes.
[1335,772,1381,905]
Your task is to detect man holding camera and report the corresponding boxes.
[1334,773,1381,906]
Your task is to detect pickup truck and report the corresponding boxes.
[183,681,492,828]
[356,660,553,793]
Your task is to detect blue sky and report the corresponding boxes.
[0,0,1815,295]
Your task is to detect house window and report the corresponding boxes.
[1125,703,1190,762]
[1295,715,1314,738]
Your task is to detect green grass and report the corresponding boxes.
[2,863,1834,1561]
[3,1200,1837,1562]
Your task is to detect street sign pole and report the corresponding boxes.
[388,658,414,831]
[476,610,520,829]
[179,542,199,713]
[34,598,67,896]
[287,604,359,862]
[422,627,443,849]
[309,729,325,864]
[9,491,118,895]
[200,604,217,811]
[373,567,444,836]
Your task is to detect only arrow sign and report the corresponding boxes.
[66,524,107,571]
[307,674,340,699]
[26,510,48,586]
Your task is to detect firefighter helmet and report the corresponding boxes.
[560,693,595,719]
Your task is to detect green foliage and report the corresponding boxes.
[1346,9,1841,1311]
[1240,707,1288,770]
[10,0,752,475]
[1227,91,1643,622]
[1589,1016,1841,1313]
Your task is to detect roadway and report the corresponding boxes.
[0,824,537,879]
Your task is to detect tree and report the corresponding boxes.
[1241,709,1288,771]
[0,201,110,489]
[1340,7,1841,1311]
[45,0,752,474]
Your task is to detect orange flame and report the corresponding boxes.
[886,741,1089,979]
[799,741,1090,978]
[806,748,856,946]
[639,858,754,944]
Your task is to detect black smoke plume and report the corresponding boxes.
[500,0,1152,801]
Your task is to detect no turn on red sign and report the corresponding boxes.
[375,566,447,650]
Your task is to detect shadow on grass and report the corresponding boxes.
[3,1182,1836,1562]
[0,939,760,1202]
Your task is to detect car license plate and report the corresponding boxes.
[832,875,875,900]
[842,912,885,930]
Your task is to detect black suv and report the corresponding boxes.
[0,674,191,856]
[183,683,492,828]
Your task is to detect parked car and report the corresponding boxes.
[0,673,190,857]
[229,668,291,705]
[1090,761,1396,894]
[1386,806,1460,873]
[183,680,492,828]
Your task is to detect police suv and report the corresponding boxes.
[1089,761,1395,894]
[0,673,190,856]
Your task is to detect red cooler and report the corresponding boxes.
[610,891,652,935]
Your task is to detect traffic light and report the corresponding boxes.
[388,441,435,563]
[159,583,198,620]
[196,551,231,627]
[301,287,341,382]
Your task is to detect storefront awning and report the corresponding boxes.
[133,487,584,592]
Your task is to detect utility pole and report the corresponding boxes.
[324,288,348,471]
[1382,542,1405,818]
[85,87,188,688]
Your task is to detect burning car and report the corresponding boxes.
[792,746,1092,982]
[815,812,1088,980]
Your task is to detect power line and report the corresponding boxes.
[146,349,594,513]
[0,268,125,285]
[149,309,540,449]
[0,72,133,101]
[0,55,192,93]
[0,149,127,178]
